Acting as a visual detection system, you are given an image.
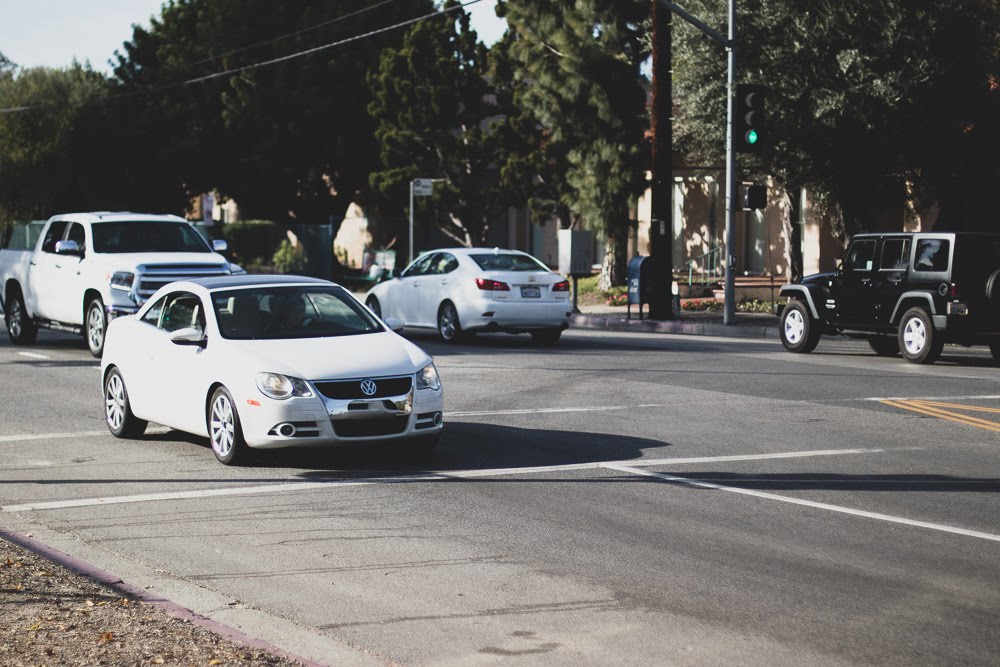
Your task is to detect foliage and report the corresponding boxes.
[367,0,502,247]
[673,0,1000,237]
[272,239,307,274]
[218,220,287,266]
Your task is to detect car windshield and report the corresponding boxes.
[91,221,212,254]
[469,253,548,272]
[211,285,383,340]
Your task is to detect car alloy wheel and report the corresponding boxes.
[5,290,37,345]
[208,387,247,465]
[902,317,926,356]
[86,299,106,357]
[897,307,942,364]
[8,298,23,339]
[438,302,462,342]
[103,368,147,438]
[783,308,805,345]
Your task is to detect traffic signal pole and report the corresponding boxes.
[648,0,674,320]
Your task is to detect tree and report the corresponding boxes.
[498,0,649,288]
[673,0,1000,251]
[367,0,504,248]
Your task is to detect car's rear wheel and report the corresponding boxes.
[208,386,248,466]
[5,288,37,345]
[868,335,899,357]
[437,301,464,343]
[530,328,562,345]
[985,268,1000,304]
[898,307,943,364]
[779,300,820,353]
[104,367,148,438]
[366,296,382,319]
[86,298,106,358]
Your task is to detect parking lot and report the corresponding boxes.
[2,326,999,666]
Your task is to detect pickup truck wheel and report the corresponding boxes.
[5,289,37,345]
[868,335,900,357]
[85,298,106,358]
[104,368,148,438]
[779,300,820,353]
[898,307,943,364]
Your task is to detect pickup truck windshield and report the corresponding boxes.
[91,222,211,254]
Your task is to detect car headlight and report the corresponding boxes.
[109,272,135,292]
[416,362,440,390]
[256,372,313,400]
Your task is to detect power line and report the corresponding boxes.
[0,0,482,115]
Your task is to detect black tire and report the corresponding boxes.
[897,307,943,364]
[85,298,106,358]
[411,433,441,453]
[779,300,820,353]
[437,301,465,343]
[986,268,1000,304]
[207,386,249,465]
[4,287,37,345]
[530,328,563,345]
[103,367,148,439]
[868,335,900,357]
[366,296,382,319]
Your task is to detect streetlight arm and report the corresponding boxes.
[656,0,732,48]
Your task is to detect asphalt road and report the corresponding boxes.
[2,324,999,666]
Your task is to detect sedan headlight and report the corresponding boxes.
[256,372,313,400]
[416,362,440,390]
[109,271,135,292]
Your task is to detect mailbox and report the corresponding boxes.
[627,255,653,319]
[558,229,594,276]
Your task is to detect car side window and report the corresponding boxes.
[159,293,205,334]
[437,253,459,274]
[141,296,167,327]
[845,240,876,272]
[40,221,70,254]
[402,253,436,278]
[914,239,950,272]
[65,222,86,253]
[879,239,909,271]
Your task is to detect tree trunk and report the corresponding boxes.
[782,186,804,283]
[598,231,628,290]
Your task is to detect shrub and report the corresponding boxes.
[272,240,307,274]
[220,220,287,266]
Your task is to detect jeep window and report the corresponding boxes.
[879,239,910,271]
[914,239,949,272]
[845,240,876,272]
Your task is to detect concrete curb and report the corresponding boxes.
[571,314,780,339]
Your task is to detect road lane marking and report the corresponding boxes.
[914,399,1000,414]
[2,448,886,512]
[882,399,1000,433]
[0,427,171,444]
[864,395,1000,402]
[603,464,1000,544]
[16,351,50,360]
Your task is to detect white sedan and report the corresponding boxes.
[100,275,444,465]
[364,248,572,344]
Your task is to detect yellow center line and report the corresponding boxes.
[881,400,1000,433]
[911,399,1000,415]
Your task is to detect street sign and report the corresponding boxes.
[413,179,434,197]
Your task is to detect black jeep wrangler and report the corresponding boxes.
[778,232,1000,364]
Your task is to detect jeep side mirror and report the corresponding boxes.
[836,258,844,273]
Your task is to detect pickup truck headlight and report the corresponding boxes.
[416,362,440,390]
[109,272,135,292]
[256,372,313,400]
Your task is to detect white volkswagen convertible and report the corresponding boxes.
[100,275,444,465]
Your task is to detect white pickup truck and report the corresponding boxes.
[0,212,242,357]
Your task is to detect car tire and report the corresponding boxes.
[366,296,382,319]
[85,298,106,358]
[868,335,899,357]
[986,268,1000,304]
[779,300,820,353]
[208,386,249,466]
[411,433,441,453]
[4,287,37,345]
[104,367,148,439]
[530,328,562,345]
[897,307,943,364]
[437,301,465,343]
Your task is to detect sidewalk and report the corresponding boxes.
[572,304,781,339]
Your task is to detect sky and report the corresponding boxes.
[0,0,507,72]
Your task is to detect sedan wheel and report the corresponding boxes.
[86,299,106,358]
[437,302,464,343]
[104,368,147,438]
[209,387,248,465]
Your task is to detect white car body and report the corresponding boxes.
[364,248,572,342]
[101,275,444,464]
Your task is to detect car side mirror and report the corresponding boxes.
[212,239,228,253]
[392,268,403,278]
[55,240,83,257]
[383,317,405,333]
[170,327,207,347]
[836,258,844,273]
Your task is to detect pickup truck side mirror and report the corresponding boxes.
[55,240,83,257]
[170,327,207,348]
[212,239,228,253]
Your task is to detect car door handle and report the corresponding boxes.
[440,280,448,285]
[29,261,36,266]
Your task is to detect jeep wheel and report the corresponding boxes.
[986,268,1000,304]
[898,307,943,364]
[868,335,899,357]
[779,300,820,353]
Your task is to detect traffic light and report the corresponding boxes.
[743,183,767,210]
[736,84,765,153]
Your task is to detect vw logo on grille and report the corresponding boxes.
[360,379,378,396]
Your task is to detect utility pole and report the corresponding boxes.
[648,0,674,320]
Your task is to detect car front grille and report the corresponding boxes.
[333,416,409,438]
[136,263,230,300]
[315,376,413,400]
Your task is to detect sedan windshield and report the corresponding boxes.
[469,253,548,272]
[92,222,212,254]
[212,286,383,340]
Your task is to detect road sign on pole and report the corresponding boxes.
[409,179,435,265]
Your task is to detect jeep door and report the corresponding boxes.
[872,237,910,327]
[830,238,877,326]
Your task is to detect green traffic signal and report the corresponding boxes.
[746,129,758,145]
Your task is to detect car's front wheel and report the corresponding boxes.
[779,300,820,353]
[5,288,37,345]
[86,298,106,358]
[208,386,248,465]
[104,367,148,438]
[898,307,943,364]
[868,335,899,357]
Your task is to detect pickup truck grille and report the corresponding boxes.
[136,264,229,301]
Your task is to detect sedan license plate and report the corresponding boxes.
[520,286,541,298]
